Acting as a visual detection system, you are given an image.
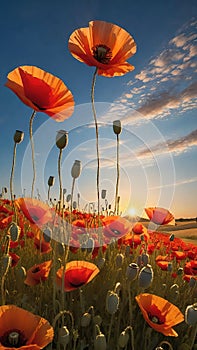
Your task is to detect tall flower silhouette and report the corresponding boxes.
[0,305,54,349]
[56,261,99,292]
[69,20,136,217]
[68,20,137,77]
[5,66,74,197]
[145,207,174,225]
[135,293,184,337]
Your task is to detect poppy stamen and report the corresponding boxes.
[92,44,112,64]
[148,313,164,324]
[0,329,27,347]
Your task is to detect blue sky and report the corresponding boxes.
[0,0,196,218]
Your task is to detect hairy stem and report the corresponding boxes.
[58,148,63,208]
[29,110,36,198]
[114,134,120,215]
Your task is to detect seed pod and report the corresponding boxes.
[116,253,124,268]
[185,303,197,325]
[126,263,139,281]
[43,227,52,243]
[94,333,107,350]
[141,252,149,266]
[8,332,20,346]
[81,312,91,327]
[138,264,153,288]
[113,120,122,135]
[71,160,81,179]
[56,130,68,149]
[58,326,70,345]
[8,222,21,242]
[48,176,55,187]
[14,130,24,144]
[73,201,77,209]
[101,189,107,199]
[118,331,129,348]
[1,254,11,275]
[106,291,119,315]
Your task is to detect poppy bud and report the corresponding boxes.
[93,315,102,326]
[116,253,124,268]
[8,222,21,242]
[167,262,172,272]
[14,130,24,144]
[118,331,129,348]
[94,333,107,350]
[138,264,153,288]
[66,194,71,202]
[96,257,105,269]
[136,255,142,266]
[101,189,107,199]
[48,176,55,187]
[177,267,183,275]
[71,160,81,179]
[56,130,68,149]
[73,201,77,209]
[125,245,131,257]
[57,242,65,256]
[58,326,70,345]
[126,263,139,281]
[169,234,175,241]
[106,291,119,314]
[86,237,95,254]
[189,277,196,288]
[141,252,149,266]
[43,227,52,243]
[113,120,122,135]
[81,312,91,327]
[185,303,197,325]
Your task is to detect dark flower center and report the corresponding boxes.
[31,102,47,110]
[92,44,112,64]
[111,229,121,236]
[69,281,86,288]
[32,267,40,273]
[0,329,27,348]
[31,215,39,222]
[148,313,164,324]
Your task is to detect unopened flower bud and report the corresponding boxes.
[141,252,149,266]
[48,176,55,187]
[185,303,197,325]
[106,291,119,314]
[73,201,77,209]
[113,120,122,135]
[138,264,153,288]
[56,130,68,149]
[118,331,129,348]
[177,267,183,275]
[86,237,95,254]
[58,326,70,345]
[101,189,107,199]
[14,130,24,144]
[93,315,102,326]
[167,262,172,272]
[125,245,131,257]
[71,160,81,179]
[43,227,52,243]
[8,222,21,241]
[96,257,105,269]
[81,312,91,327]
[126,263,139,281]
[94,333,107,350]
[116,253,124,268]
[16,266,26,279]
[66,194,71,202]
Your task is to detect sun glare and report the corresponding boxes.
[129,208,136,216]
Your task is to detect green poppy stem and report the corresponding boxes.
[58,148,63,207]
[114,133,120,215]
[91,68,100,217]
[29,110,36,198]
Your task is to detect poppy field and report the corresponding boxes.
[0,20,197,350]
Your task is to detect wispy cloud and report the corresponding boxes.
[149,176,197,190]
[114,18,197,121]
[138,129,197,158]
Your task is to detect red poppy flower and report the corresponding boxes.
[56,261,99,292]
[68,20,136,77]
[102,216,131,240]
[171,251,186,261]
[9,252,20,268]
[132,223,147,235]
[0,304,53,349]
[184,260,197,275]
[5,66,74,122]
[25,260,52,286]
[15,198,53,228]
[34,235,52,254]
[135,293,184,337]
[145,207,174,225]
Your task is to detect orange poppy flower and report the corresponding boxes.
[15,198,53,228]
[144,207,174,225]
[5,65,74,121]
[135,293,184,337]
[184,260,197,275]
[56,261,99,292]
[102,215,132,240]
[34,235,52,254]
[0,304,53,349]
[25,260,52,286]
[68,20,136,77]
[132,222,147,235]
